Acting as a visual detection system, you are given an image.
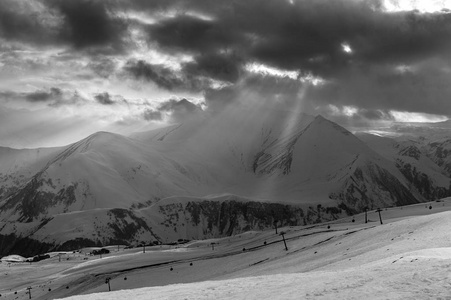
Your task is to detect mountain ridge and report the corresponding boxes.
[1,114,451,256]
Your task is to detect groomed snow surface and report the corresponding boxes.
[2,200,451,300]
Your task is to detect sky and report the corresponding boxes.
[1,0,451,148]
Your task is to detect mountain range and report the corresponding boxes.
[1,108,450,256]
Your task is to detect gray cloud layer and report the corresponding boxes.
[1,0,451,128]
[129,0,451,121]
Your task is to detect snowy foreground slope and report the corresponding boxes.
[58,204,451,300]
[58,253,451,300]
[1,200,451,300]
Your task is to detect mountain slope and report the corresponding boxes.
[0,146,62,200]
[357,133,451,201]
[0,194,319,257]
[249,116,422,210]
[1,114,450,256]
[0,132,222,222]
[426,138,451,174]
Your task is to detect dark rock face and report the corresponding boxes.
[0,175,22,200]
[0,233,55,257]
[331,163,420,211]
[427,140,451,174]
[183,200,304,236]
[107,208,160,242]
[396,160,451,200]
[398,145,422,160]
[58,238,101,251]
[253,124,309,176]
[157,199,341,240]
[0,176,77,222]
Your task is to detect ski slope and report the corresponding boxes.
[1,198,451,299]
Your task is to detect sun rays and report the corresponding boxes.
[248,83,309,201]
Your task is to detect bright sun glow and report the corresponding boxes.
[341,43,352,53]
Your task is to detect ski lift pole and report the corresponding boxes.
[280,232,288,251]
[105,277,111,291]
[376,208,383,225]
[26,287,32,299]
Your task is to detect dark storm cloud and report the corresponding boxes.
[119,0,451,121]
[204,73,305,111]
[48,90,89,107]
[0,0,58,45]
[94,92,114,105]
[0,88,89,107]
[0,0,130,55]
[2,0,451,126]
[307,63,451,117]
[182,52,243,83]
[136,0,451,75]
[124,60,210,92]
[146,14,243,54]
[45,0,128,52]
[124,60,183,90]
[4,0,451,70]
[25,88,63,102]
[356,12,451,64]
[0,88,63,103]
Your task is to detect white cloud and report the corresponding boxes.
[383,0,451,13]
[389,110,448,122]
[343,106,358,116]
[245,63,299,80]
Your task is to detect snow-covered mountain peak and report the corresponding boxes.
[2,115,451,256]
[252,111,374,179]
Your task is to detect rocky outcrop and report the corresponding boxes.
[157,199,306,238]
[427,140,451,174]
[396,160,451,200]
[331,161,420,211]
